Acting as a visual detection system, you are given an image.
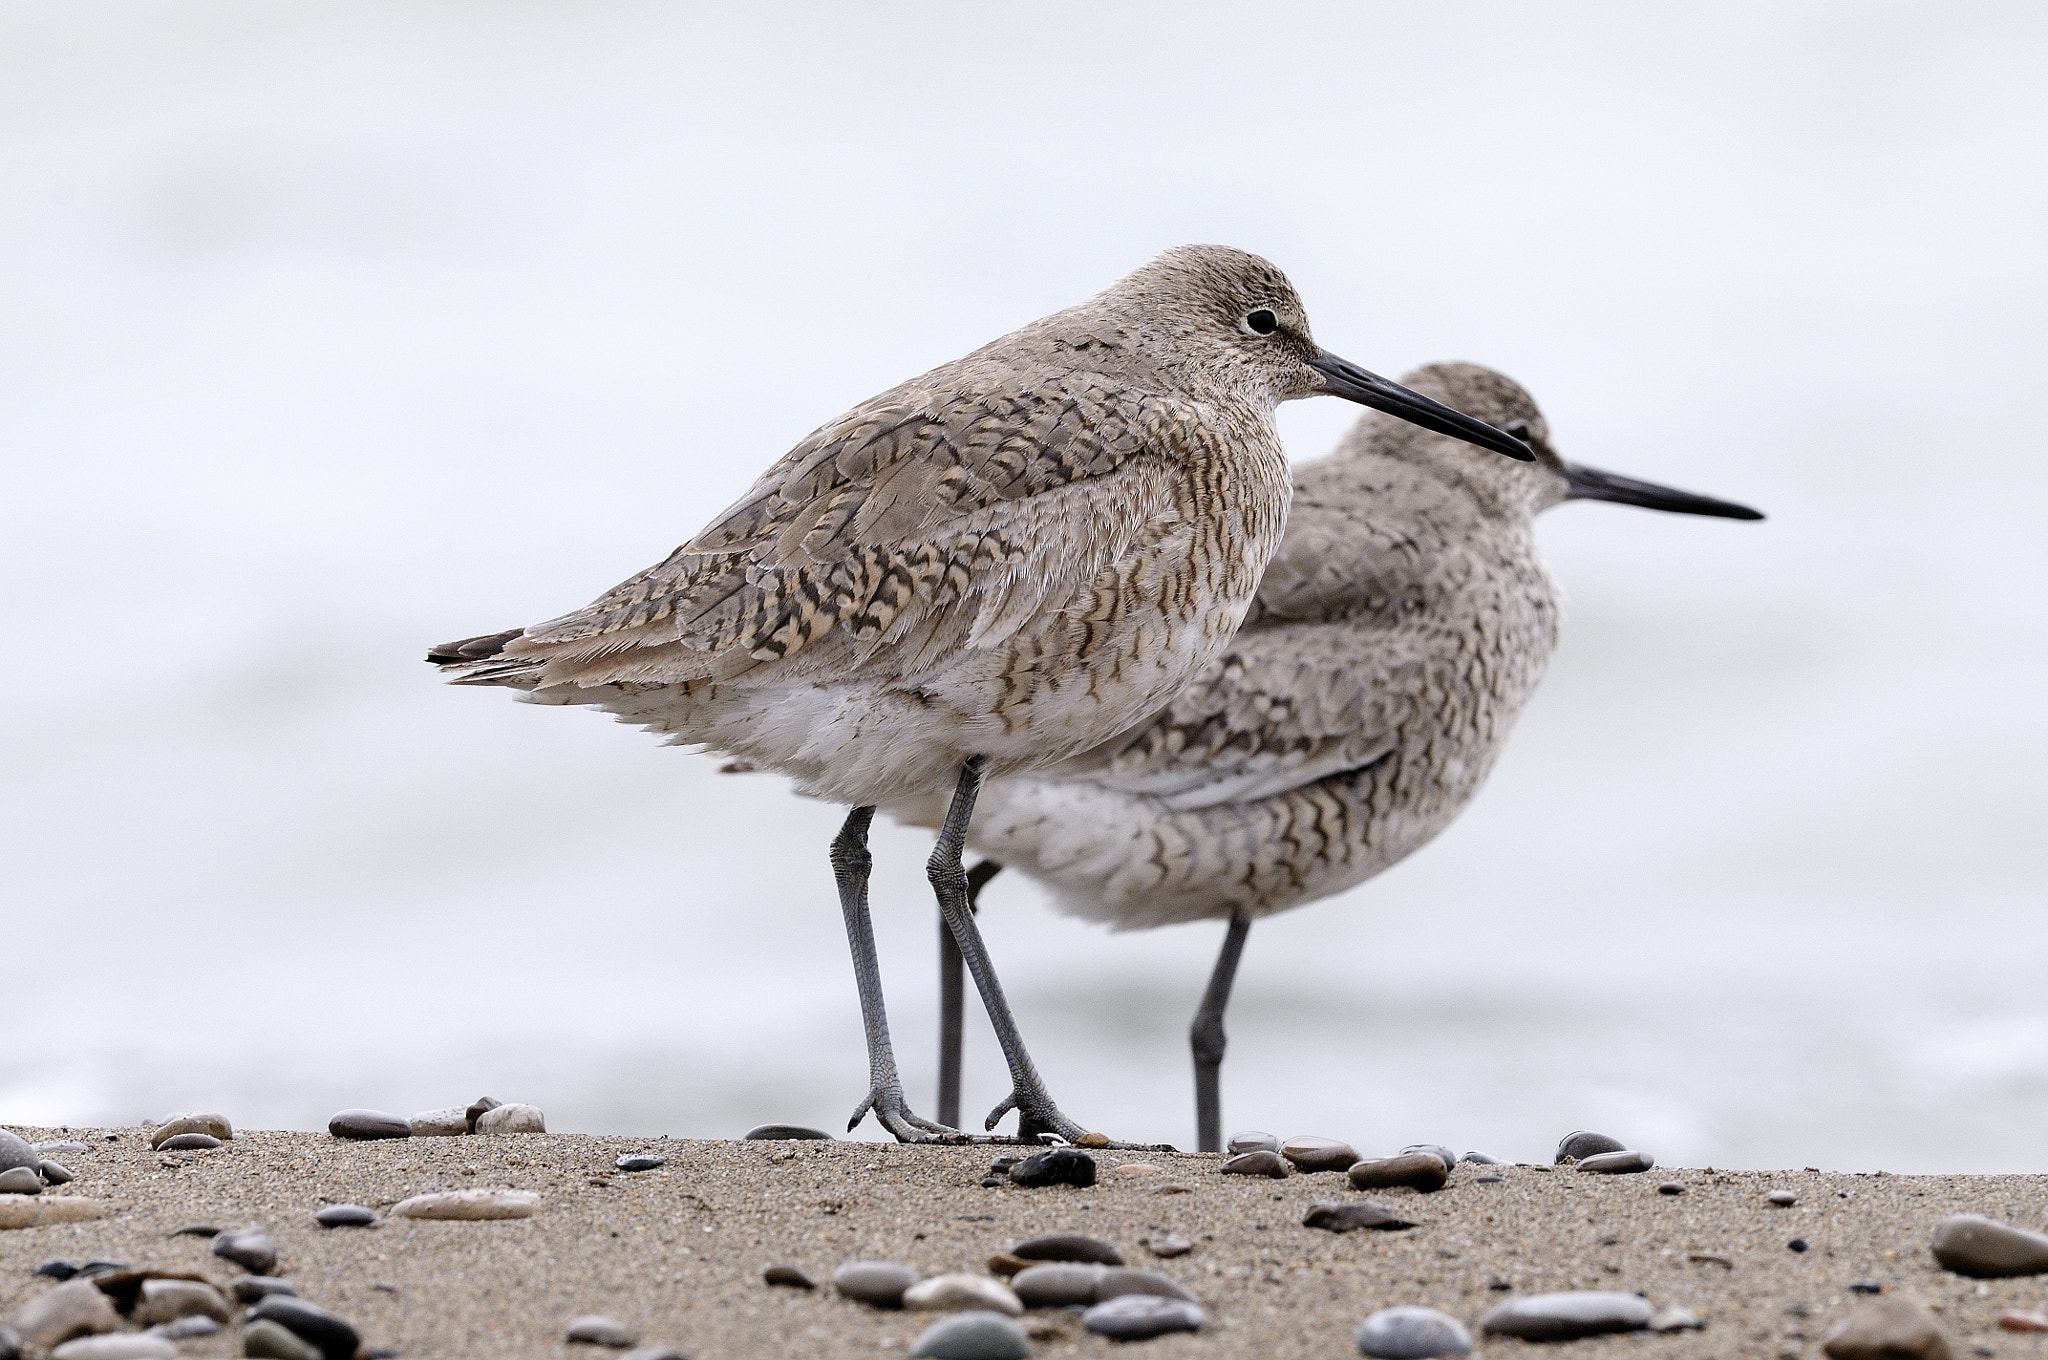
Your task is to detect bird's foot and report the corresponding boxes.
[984,1087,1175,1152]
[849,1082,967,1144]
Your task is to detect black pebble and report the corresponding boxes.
[979,1176,1006,1188]
[743,1124,834,1141]
[33,1260,78,1280]
[1555,1130,1628,1163]
[171,1225,221,1238]
[77,1261,130,1277]
[616,1154,667,1172]
[1009,1147,1096,1189]
[1475,1174,1504,1184]
[1849,1282,1883,1294]
[248,1296,362,1360]
[1658,1182,1687,1196]
[315,1205,376,1228]
[1788,1238,1810,1253]
[232,1278,298,1304]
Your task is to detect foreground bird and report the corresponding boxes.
[428,248,1535,1144]
[910,363,1762,1149]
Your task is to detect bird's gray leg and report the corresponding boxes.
[834,805,960,1143]
[1190,910,1252,1154]
[937,859,1003,1129]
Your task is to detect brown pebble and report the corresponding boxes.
[2000,1310,2048,1333]
[986,1253,1033,1277]
[1279,1135,1358,1172]
[1300,1200,1418,1233]
[1220,1151,1290,1179]
[1346,1152,1449,1193]
[1821,1297,1953,1359]
[1115,1163,1161,1175]
[1076,1132,1110,1148]
[762,1265,815,1289]
[1144,1234,1193,1258]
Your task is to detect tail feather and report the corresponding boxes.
[427,628,523,665]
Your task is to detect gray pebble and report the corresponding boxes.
[1302,1200,1419,1233]
[315,1205,376,1228]
[1013,1233,1122,1265]
[1820,1297,1950,1359]
[909,1310,1032,1360]
[1659,1181,1687,1195]
[1356,1305,1473,1358]
[407,1107,470,1137]
[1400,1144,1459,1171]
[326,1110,410,1141]
[146,1114,232,1148]
[1349,1152,1450,1193]
[565,1315,638,1347]
[13,1280,119,1351]
[232,1279,298,1304]
[211,1222,278,1274]
[0,1131,42,1176]
[1460,1151,1503,1165]
[1480,1291,1654,1340]
[474,1102,546,1135]
[833,1259,920,1308]
[33,1140,89,1155]
[1012,1263,1104,1308]
[1554,1130,1627,1163]
[1226,1131,1279,1154]
[149,1316,221,1341]
[156,1133,221,1151]
[1930,1214,2048,1277]
[39,1160,74,1185]
[243,1320,321,1360]
[1095,1267,1197,1304]
[1145,1233,1193,1258]
[0,1167,42,1195]
[1219,1150,1290,1178]
[1082,1294,1204,1340]
[763,1265,815,1289]
[1575,1149,1654,1174]
[132,1278,231,1326]
[1008,1148,1095,1189]
[246,1297,360,1360]
[1767,1190,1798,1207]
[743,1124,834,1140]
[49,1337,177,1360]
[463,1095,502,1131]
[1473,1174,1503,1184]
[1281,1135,1359,1172]
[616,1154,667,1172]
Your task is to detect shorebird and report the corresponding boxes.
[428,249,1535,1145]
[911,363,1763,1149]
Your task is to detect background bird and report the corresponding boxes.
[429,251,1534,1146]
[905,362,1762,1150]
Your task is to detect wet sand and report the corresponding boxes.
[4,1128,2046,1358]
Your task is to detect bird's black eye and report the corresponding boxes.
[1244,309,1278,335]
[1505,420,1532,441]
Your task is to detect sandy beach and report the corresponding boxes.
[5,1126,2047,1358]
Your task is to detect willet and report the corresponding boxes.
[429,250,1535,1145]
[912,363,1762,1148]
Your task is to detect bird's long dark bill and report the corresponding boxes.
[1565,463,1764,520]
[1308,350,1534,461]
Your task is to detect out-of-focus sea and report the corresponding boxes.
[3,3,2044,1171]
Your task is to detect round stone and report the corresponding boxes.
[407,1106,470,1137]
[1219,1150,1290,1178]
[475,1103,546,1135]
[1013,1233,1122,1265]
[315,1205,376,1228]
[0,1166,43,1195]
[1789,1237,1810,1253]
[1554,1130,1626,1163]
[1767,1190,1798,1207]
[903,1274,1023,1316]
[1011,1263,1105,1308]
[210,1223,278,1274]
[246,1296,361,1360]
[1821,1298,1952,1359]
[13,1279,119,1350]
[1930,1214,2048,1277]
[242,1320,321,1360]
[1076,1132,1110,1148]
[616,1154,667,1172]
[132,1279,231,1326]
[1400,1144,1459,1171]
[744,1124,834,1140]
[1348,1153,1450,1193]
[1658,1181,1687,1195]
[1281,1135,1359,1172]
[1094,1267,1198,1304]
[39,1160,74,1185]
[1356,1305,1473,1358]
[908,1310,1033,1360]
[762,1265,815,1289]
[1302,1200,1418,1233]
[832,1260,919,1308]
[1008,1148,1095,1189]
[0,1130,45,1174]
[1082,1294,1204,1340]
[1460,1151,1503,1165]
[1480,1291,1655,1341]
[1226,1131,1279,1154]
[565,1315,638,1347]
[326,1110,410,1141]
[156,1133,220,1151]
[1145,1233,1193,1258]
[1575,1149,1654,1175]
[145,1115,232,1150]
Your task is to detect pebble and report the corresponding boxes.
[1930,1214,2048,1277]
[832,1260,920,1308]
[1820,1297,1953,1360]
[390,1189,539,1220]
[909,1310,1034,1360]
[1473,1175,1503,1184]
[1649,1305,1705,1332]
[1008,1148,1095,1189]
[1575,1149,1654,1174]
[463,1095,502,1130]
[50,1337,178,1360]
[33,1141,89,1155]
[407,1107,470,1137]
[565,1315,639,1347]
[985,1254,1033,1277]
[1302,1200,1419,1233]
[35,1260,79,1280]
[1226,1131,1279,1154]
[0,1168,41,1195]
[1013,1233,1122,1265]
[1460,1151,1503,1165]
[1658,1182,1687,1195]
[1076,1132,1110,1148]
[743,1124,834,1140]
[150,1317,221,1341]
[246,1297,361,1360]
[243,1319,322,1360]
[763,1265,815,1289]
[39,1160,74,1185]
[1480,1292,1655,1341]
[146,1115,232,1149]
[314,1205,376,1228]
[475,1102,546,1135]
[231,1280,297,1304]
[1219,1151,1290,1178]
[12,1279,120,1349]
[1767,1190,1798,1206]
[1082,1295,1203,1340]
[171,1224,220,1237]
[903,1274,1024,1316]
[1096,1268,1198,1304]
[616,1155,667,1172]
[1011,1264,1104,1308]
[211,1223,278,1274]
[1113,1163,1160,1175]
[1554,1130,1627,1163]
[1999,1310,2048,1333]
[1348,1152,1450,1193]
[1848,1282,1884,1295]
[1281,1135,1359,1172]
[1355,1305,1473,1358]
[1401,1144,1460,1170]
[1145,1234,1193,1258]
[326,1110,410,1141]
[155,1133,221,1151]
[133,1279,232,1326]
[618,1350,688,1360]
[1789,1238,1810,1252]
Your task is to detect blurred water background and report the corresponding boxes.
[3,2,2045,1172]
